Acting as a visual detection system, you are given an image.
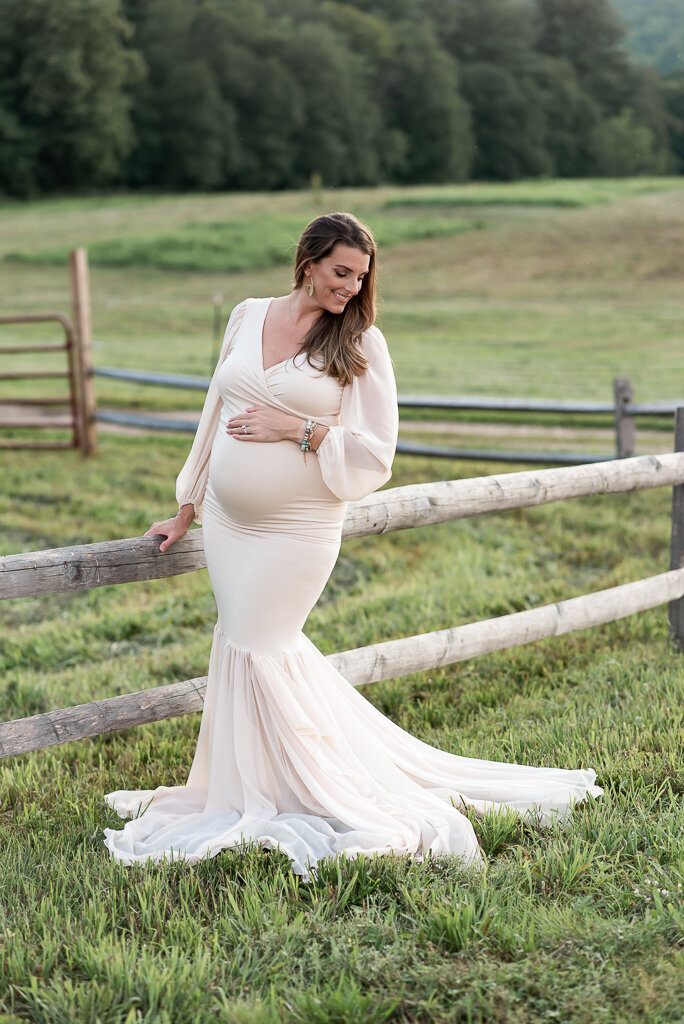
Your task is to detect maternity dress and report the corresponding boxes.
[104,297,603,879]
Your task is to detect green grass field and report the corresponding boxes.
[1,180,683,1023]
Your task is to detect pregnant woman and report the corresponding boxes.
[103,212,602,879]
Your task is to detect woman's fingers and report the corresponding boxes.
[145,522,170,536]
[145,520,175,539]
[226,406,292,442]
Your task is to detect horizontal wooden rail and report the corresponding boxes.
[1,371,70,380]
[0,313,74,329]
[0,441,75,451]
[0,398,71,406]
[1,533,207,600]
[0,309,82,453]
[3,567,683,758]
[0,344,67,355]
[0,418,74,429]
[3,451,683,601]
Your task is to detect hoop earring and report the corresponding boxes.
[306,279,314,298]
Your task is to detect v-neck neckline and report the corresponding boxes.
[260,296,303,374]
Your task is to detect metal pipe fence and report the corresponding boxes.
[92,366,682,467]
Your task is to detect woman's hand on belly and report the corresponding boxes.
[226,406,328,449]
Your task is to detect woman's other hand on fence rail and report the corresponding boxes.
[145,504,195,552]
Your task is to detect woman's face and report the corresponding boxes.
[306,243,370,314]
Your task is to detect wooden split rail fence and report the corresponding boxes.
[0,250,97,455]
[2,428,683,760]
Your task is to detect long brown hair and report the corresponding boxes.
[292,212,377,386]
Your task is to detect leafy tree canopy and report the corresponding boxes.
[0,0,678,196]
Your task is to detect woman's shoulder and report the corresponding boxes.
[229,296,258,315]
[229,295,273,314]
[360,321,389,353]
[225,296,270,330]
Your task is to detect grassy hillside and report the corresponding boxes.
[1,181,683,1023]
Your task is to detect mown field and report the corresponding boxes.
[1,181,683,1023]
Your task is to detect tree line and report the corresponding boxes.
[1,0,682,198]
[613,0,684,74]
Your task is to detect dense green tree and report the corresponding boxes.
[459,62,551,180]
[528,56,600,177]
[121,0,241,190]
[0,0,140,196]
[321,1,395,65]
[189,2,304,190]
[662,71,684,173]
[589,107,666,176]
[626,65,675,173]
[436,0,551,179]
[534,0,635,116]
[383,20,473,183]
[0,0,680,196]
[534,0,673,175]
[437,0,538,71]
[280,22,385,186]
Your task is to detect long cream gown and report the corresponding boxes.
[103,297,603,879]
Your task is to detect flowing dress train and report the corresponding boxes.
[103,297,603,880]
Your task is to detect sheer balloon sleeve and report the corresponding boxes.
[175,300,248,523]
[316,324,398,502]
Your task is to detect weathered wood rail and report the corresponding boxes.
[2,567,683,759]
[4,451,684,601]
[2,427,683,759]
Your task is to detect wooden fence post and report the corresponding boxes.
[69,248,97,456]
[613,377,635,458]
[669,408,684,651]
